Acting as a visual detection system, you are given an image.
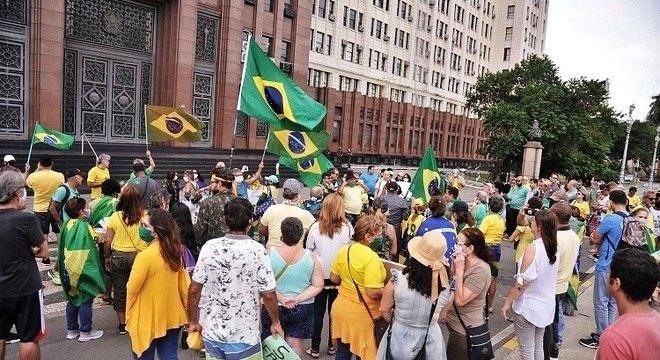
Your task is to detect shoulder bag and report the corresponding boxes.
[385,290,438,359]
[274,247,302,281]
[346,245,389,346]
[453,294,494,360]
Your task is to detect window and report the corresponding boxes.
[390,88,405,102]
[507,5,515,19]
[366,82,382,97]
[394,28,409,49]
[396,0,411,19]
[343,7,363,30]
[261,35,273,56]
[368,49,386,70]
[503,47,511,61]
[339,75,359,91]
[505,27,513,41]
[370,19,387,39]
[313,31,332,55]
[317,0,335,18]
[341,41,361,63]
[332,106,342,143]
[373,0,389,10]
[391,57,407,77]
[264,0,273,12]
[308,69,330,87]
[440,0,450,14]
[280,40,291,62]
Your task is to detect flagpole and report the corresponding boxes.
[230,31,252,168]
[84,134,98,161]
[81,132,84,155]
[144,104,149,151]
[26,123,37,167]
[260,131,270,164]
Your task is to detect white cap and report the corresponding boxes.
[4,155,15,162]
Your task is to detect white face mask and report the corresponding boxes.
[235,176,244,183]
[193,174,198,179]
[183,176,190,182]
[173,175,178,181]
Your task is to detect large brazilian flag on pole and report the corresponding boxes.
[280,153,334,187]
[58,219,106,306]
[409,146,446,203]
[238,38,326,131]
[32,123,74,150]
[267,127,329,162]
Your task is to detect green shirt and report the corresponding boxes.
[472,203,489,227]
[508,185,529,210]
[127,167,154,184]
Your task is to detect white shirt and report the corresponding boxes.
[650,207,660,237]
[306,222,354,279]
[192,234,276,344]
[513,238,558,327]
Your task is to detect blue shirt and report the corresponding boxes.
[595,212,626,273]
[416,217,457,262]
[359,172,379,195]
[237,181,249,199]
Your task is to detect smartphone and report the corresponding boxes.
[524,208,538,216]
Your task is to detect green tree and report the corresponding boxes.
[467,55,623,180]
[648,94,660,125]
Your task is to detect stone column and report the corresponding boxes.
[522,141,543,178]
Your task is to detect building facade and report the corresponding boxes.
[491,0,548,70]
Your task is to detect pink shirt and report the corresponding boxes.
[597,311,660,360]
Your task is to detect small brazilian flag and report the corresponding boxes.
[32,123,74,150]
[410,146,446,203]
[239,38,326,131]
[267,127,329,162]
[280,153,334,187]
[146,105,205,143]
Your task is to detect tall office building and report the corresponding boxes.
[491,0,548,70]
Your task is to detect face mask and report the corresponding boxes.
[18,189,27,209]
[193,174,198,179]
[139,225,155,242]
[183,176,190,182]
[173,175,178,181]
[235,176,244,183]
[83,208,91,220]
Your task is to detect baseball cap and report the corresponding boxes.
[3,155,15,163]
[283,179,303,195]
[265,175,279,184]
[450,200,469,212]
[66,168,85,179]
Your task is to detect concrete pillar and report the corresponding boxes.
[522,141,543,178]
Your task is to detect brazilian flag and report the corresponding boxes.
[88,196,118,228]
[409,146,446,203]
[267,127,329,162]
[645,227,656,253]
[239,38,326,131]
[32,123,74,150]
[146,105,205,143]
[280,153,333,187]
[58,219,106,306]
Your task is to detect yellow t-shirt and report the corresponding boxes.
[261,204,316,248]
[479,213,505,245]
[26,170,64,212]
[331,243,386,295]
[342,186,364,215]
[87,165,110,200]
[514,225,535,263]
[627,194,641,209]
[107,211,148,252]
[572,201,590,219]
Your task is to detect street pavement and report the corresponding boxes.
[4,189,601,359]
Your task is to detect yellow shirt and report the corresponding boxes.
[107,211,148,252]
[572,200,590,219]
[87,165,110,199]
[342,185,364,215]
[331,243,386,295]
[627,194,641,209]
[479,213,505,245]
[126,242,190,357]
[261,204,316,248]
[26,170,64,212]
[514,225,535,263]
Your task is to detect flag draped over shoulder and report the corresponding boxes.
[146,105,205,143]
[267,127,329,162]
[88,196,118,228]
[409,146,446,203]
[32,123,74,150]
[645,227,656,253]
[58,219,105,306]
[238,38,326,131]
[280,153,334,187]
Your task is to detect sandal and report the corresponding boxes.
[327,346,337,355]
[305,348,320,359]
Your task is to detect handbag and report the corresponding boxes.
[385,294,438,359]
[453,294,494,360]
[346,245,389,345]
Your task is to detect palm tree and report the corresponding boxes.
[649,94,660,126]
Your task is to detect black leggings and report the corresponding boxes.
[311,280,338,352]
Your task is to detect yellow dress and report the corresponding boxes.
[330,243,386,360]
[126,242,190,357]
[514,225,535,263]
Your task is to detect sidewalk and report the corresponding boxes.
[493,273,599,359]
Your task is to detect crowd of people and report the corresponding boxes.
[0,153,659,360]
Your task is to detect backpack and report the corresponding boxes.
[617,216,648,251]
[49,184,72,221]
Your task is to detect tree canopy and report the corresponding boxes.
[467,55,624,180]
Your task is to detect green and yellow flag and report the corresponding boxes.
[409,146,446,203]
[280,153,334,187]
[32,123,74,150]
[267,127,329,162]
[88,196,118,228]
[58,219,105,306]
[238,38,326,131]
[146,105,205,143]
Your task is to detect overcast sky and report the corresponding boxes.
[545,0,660,119]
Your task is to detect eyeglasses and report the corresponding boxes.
[645,197,656,200]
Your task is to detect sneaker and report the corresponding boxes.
[65,330,79,340]
[579,337,599,349]
[79,329,103,342]
[6,332,20,344]
[48,270,61,286]
[116,324,127,335]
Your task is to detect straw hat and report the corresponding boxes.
[407,229,450,303]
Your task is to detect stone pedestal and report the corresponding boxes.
[522,141,543,178]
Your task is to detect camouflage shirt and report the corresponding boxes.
[194,191,235,247]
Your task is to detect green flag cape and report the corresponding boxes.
[58,219,106,306]
[409,146,446,203]
[238,38,326,131]
[88,196,118,228]
[267,126,329,162]
[279,153,334,187]
[32,123,74,150]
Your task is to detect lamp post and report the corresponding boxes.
[649,125,660,190]
[619,104,636,184]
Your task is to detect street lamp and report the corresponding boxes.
[649,125,660,190]
[619,104,636,184]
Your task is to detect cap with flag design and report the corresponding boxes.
[146,105,205,143]
[410,146,446,203]
[267,128,329,162]
[279,153,334,187]
[238,38,326,131]
[32,123,74,150]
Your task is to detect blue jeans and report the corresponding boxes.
[66,299,93,333]
[593,271,617,335]
[133,328,180,360]
[557,295,566,342]
[335,341,361,360]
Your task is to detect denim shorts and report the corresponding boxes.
[488,244,501,277]
[261,303,314,339]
